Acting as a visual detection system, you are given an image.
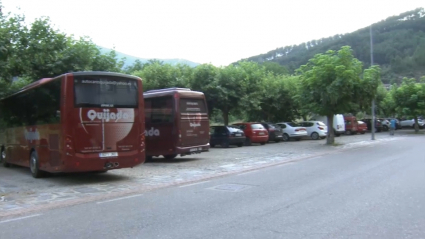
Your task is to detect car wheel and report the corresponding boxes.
[1,149,10,167]
[30,151,45,178]
[244,138,252,146]
[311,132,319,140]
[282,134,289,142]
[210,144,215,148]
[163,154,177,160]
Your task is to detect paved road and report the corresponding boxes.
[0,132,403,215]
[1,132,424,238]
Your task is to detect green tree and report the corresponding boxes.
[189,64,219,118]
[393,77,425,133]
[297,46,380,144]
[214,65,244,125]
[261,61,289,76]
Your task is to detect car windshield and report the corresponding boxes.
[317,122,326,126]
[227,126,242,132]
[251,124,265,129]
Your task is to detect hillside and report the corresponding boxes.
[238,8,425,84]
[98,46,200,68]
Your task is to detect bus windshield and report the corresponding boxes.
[74,76,138,108]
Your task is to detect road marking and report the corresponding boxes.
[179,180,210,188]
[0,214,42,224]
[96,194,143,204]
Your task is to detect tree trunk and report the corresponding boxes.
[222,110,229,126]
[326,114,334,145]
[414,116,419,133]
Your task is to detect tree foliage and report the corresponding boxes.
[297,46,381,144]
[393,77,425,132]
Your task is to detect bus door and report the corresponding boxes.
[144,96,175,156]
[73,76,140,155]
[178,98,209,147]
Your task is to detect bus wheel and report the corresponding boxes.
[30,151,44,178]
[1,149,10,167]
[163,154,177,160]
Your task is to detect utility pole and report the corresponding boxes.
[370,25,375,140]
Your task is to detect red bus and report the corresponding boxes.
[144,88,210,159]
[0,72,145,178]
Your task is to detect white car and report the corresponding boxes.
[400,119,424,128]
[299,121,328,140]
[276,122,308,141]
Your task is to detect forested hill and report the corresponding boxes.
[238,8,425,84]
[98,46,200,68]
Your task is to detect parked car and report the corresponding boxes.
[232,122,268,146]
[378,118,390,131]
[299,121,327,140]
[344,115,358,135]
[311,114,345,136]
[357,120,367,134]
[209,126,246,148]
[260,122,283,142]
[399,119,424,129]
[276,122,308,141]
[361,118,382,132]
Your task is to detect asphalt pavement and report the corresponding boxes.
[0,132,424,238]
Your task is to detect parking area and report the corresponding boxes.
[0,130,413,216]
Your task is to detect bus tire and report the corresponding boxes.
[1,149,10,167]
[30,151,45,178]
[163,154,177,160]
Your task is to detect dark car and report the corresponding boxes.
[209,126,246,148]
[260,122,283,142]
[361,118,382,132]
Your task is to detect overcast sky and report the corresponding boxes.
[2,0,424,66]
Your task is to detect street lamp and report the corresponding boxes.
[370,25,375,140]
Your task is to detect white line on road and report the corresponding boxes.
[96,194,143,204]
[0,214,42,224]
[179,181,211,188]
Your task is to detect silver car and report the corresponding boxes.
[299,121,328,140]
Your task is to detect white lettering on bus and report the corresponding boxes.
[186,102,199,106]
[190,123,201,127]
[144,127,160,136]
[87,109,129,122]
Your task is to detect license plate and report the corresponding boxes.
[235,133,242,137]
[99,152,118,158]
[190,147,202,152]
[259,132,265,135]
